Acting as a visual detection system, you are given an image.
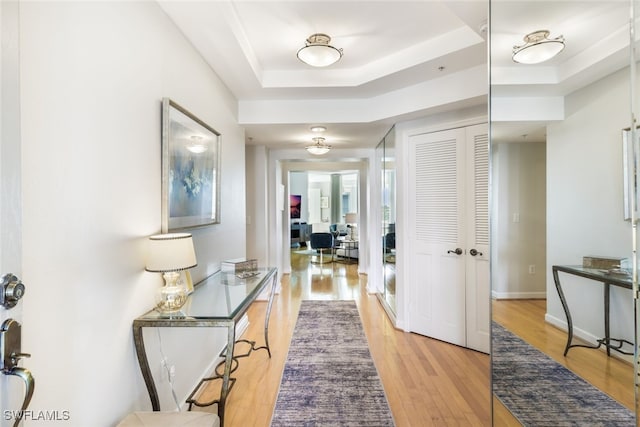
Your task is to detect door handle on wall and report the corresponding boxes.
[469,249,483,256]
[447,248,463,255]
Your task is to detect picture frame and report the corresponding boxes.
[623,127,639,221]
[320,196,329,209]
[161,98,221,232]
[290,194,302,219]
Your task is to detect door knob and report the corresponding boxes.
[447,248,463,255]
[469,248,483,256]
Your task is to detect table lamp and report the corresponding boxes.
[344,213,357,240]
[146,233,197,313]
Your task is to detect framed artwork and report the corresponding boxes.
[623,127,638,221]
[161,98,221,232]
[320,196,329,209]
[290,194,302,219]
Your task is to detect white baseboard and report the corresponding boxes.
[491,290,546,299]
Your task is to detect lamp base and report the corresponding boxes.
[156,272,187,313]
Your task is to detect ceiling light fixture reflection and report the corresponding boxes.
[187,135,208,153]
[297,33,343,67]
[310,126,327,133]
[306,137,331,155]
[512,30,565,64]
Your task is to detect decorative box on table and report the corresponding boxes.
[221,258,258,278]
[582,255,626,270]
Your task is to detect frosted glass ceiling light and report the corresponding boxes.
[297,33,343,67]
[512,30,565,64]
[306,137,331,155]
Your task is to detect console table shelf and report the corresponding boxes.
[132,267,278,427]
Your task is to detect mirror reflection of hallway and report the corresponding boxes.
[490,1,636,423]
[377,127,397,317]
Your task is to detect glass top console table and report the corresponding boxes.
[132,267,278,426]
[552,265,632,357]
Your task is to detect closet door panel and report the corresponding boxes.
[408,128,466,346]
[465,124,490,353]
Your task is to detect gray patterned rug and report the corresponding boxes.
[492,323,635,426]
[271,300,395,426]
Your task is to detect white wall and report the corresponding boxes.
[546,66,633,346]
[19,2,245,425]
[246,145,268,267]
[491,141,546,298]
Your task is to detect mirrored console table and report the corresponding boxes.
[132,267,278,426]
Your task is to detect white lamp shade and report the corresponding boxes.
[344,213,357,224]
[146,233,197,272]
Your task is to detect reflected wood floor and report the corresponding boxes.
[195,251,492,426]
[493,299,634,421]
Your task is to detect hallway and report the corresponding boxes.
[196,250,491,426]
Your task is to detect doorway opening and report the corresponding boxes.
[288,171,360,269]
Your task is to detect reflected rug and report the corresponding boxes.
[271,300,395,426]
[492,323,635,426]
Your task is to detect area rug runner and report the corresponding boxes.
[492,322,635,426]
[271,300,395,426]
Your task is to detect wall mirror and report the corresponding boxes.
[378,127,396,316]
[490,0,638,424]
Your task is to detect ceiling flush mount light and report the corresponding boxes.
[297,33,343,67]
[512,30,565,64]
[310,126,327,133]
[306,137,331,155]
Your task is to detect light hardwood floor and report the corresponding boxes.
[492,299,634,411]
[195,251,492,426]
[194,254,635,426]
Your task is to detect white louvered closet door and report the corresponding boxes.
[465,124,490,353]
[408,124,490,353]
[408,127,467,347]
